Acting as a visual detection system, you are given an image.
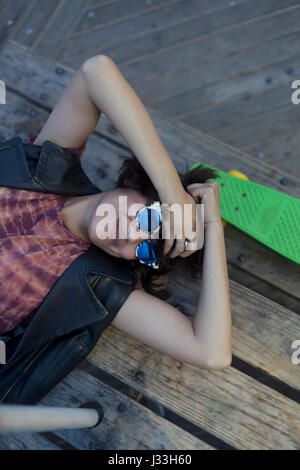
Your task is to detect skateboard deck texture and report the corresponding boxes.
[189,163,300,265]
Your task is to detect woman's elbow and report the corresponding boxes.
[202,353,232,370]
[82,54,114,75]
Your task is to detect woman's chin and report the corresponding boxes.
[93,238,122,259]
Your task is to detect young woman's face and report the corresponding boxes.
[88,187,153,260]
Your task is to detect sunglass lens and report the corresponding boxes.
[136,241,159,264]
[137,208,161,233]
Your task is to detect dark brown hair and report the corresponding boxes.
[113,153,218,299]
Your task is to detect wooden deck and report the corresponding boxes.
[0,0,299,451]
[1,0,300,177]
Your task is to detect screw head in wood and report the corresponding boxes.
[117,403,127,413]
[279,177,288,186]
[135,371,144,382]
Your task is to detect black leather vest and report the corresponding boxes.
[0,136,138,404]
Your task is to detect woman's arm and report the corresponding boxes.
[33,63,101,149]
[193,222,232,368]
[82,55,183,203]
[35,54,182,196]
[186,181,232,368]
[83,56,201,258]
[111,181,232,370]
[111,286,231,370]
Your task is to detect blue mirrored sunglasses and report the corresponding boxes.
[135,201,162,269]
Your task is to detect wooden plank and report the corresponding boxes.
[31,0,87,58]
[0,0,35,49]
[170,67,300,178]
[204,99,300,178]
[177,90,300,175]
[0,41,77,108]
[123,29,300,104]
[87,0,113,7]
[152,53,300,118]
[13,0,61,48]
[211,104,300,175]
[112,0,300,69]
[0,432,62,450]
[36,367,214,450]
[186,105,300,176]
[243,128,300,176]
[167,265,300,390]
[223,225,300,301]
[1,40,299,300]
[74,0,184,34]
[87,323,300,450]
[209,103,299,146]
[228,265,300,315]
[59,0,238,63]
[178,80,295,134]
[59,0,298,67]
[0,0,9,11]
[78,0,238,34]
[1,89,299,389]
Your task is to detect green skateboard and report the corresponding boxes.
[189,163,300,265]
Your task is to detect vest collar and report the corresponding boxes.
[85,245,137,284]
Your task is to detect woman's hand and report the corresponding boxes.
[185,181,222,228]
[160,188,201,259]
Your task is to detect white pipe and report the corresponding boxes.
[0,405,100,433]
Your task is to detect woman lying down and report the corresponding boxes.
[0,55,232,403]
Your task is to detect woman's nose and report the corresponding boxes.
[127,219,150,242]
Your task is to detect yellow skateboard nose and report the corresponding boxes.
[228,170,249,180]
